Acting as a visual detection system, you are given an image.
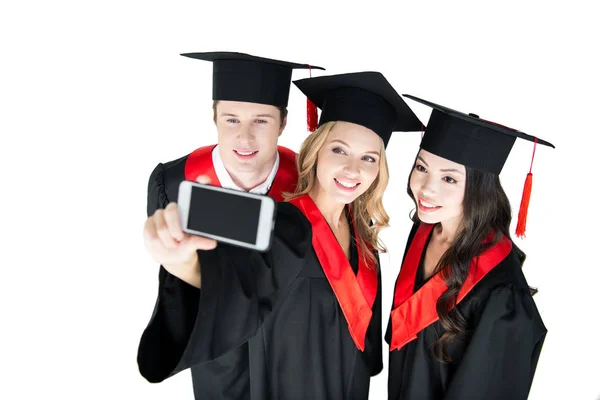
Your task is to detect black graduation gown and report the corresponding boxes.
[180,194,383,400]
[137,145,299,399]
[385,223,547,400]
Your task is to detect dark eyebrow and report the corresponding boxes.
[219,113,275,119]
[417,155,429,166]
[417,155,463,174]
[440,168,464,175]
[331,139,380,156]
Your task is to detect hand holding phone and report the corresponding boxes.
[143,202,217,285]
[177,180,277,252]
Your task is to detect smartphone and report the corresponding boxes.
[177,180,277,252]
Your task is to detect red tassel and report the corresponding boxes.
[307,98,318,132]
[515,172,533,238]
[515,137,538,239]
[306,65,318,132]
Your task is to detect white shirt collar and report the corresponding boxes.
[211,145,279,195]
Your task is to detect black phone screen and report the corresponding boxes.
[187,185,262,244]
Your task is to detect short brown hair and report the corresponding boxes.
[212,100,288,127]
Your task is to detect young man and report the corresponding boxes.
[137,51,324,399]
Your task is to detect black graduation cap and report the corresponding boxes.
[403,94,555,238]
[403,94,555,175]
[180,51,325,107]
[293,72,423,147]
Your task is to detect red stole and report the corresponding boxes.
[389,223,512,351]
[289,194,378,351]
[184,145,298,201]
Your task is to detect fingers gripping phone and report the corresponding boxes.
[177,181,277,252]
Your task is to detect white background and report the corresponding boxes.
[1,0,598,399]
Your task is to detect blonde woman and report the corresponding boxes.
[150,72,422,400]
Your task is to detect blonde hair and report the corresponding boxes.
[284,121,390,267]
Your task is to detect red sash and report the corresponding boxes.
[184,145,298,201]
[390,223,512,351]
[289,194,378,351]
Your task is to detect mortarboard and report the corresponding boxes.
[181,51,325,108]
[293,72,423,147]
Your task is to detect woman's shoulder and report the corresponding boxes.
[466,242,545,328]
[269,202,313,256]
[478,241,531,294]
[276,202,311,231]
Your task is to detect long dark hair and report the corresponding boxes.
[407,153,512,362]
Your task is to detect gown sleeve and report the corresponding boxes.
[176,202,313,366]
[443,284,547,400]
[137,163,202,383]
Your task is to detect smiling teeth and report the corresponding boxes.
[335,178,358,188]
[236,151,256,156]
[420,200,438,208]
